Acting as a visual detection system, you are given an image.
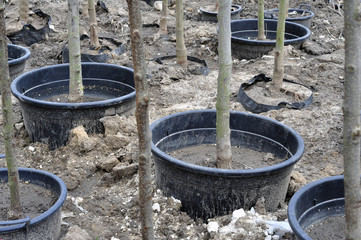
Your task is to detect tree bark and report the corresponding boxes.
[216,0,232,169]
[126,0,155,239]
[68,0,84,103]
[271,0,288,91]
[159,0,168,35]
[88,0,100,47]
[19,0,29,24]
[0,4,23,220]
[176,0,187,66]
[258,0,266,40]
[214,0,219,12]
[343,0,361,239]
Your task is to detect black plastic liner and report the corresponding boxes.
[61,34,125,63]
[150,55,210,76]
[237,74,313,113]
[7,9,52,46]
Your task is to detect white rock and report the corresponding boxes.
[154,1,162,11]
[232,208,246,219]
[152,203,161,212]
[28,146,35,152]
[207,221,219,233]
[257,220,293,233]
[111,237,120,240]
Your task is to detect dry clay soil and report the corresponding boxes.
[1,0,346,239]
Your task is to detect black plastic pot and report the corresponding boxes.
[11,63,135,150]
[151,109,304,220]
[265,4,315,29]
[200,4,242,22]
[231,19,311,59]
[8,44,31,80]
[0,168,67,239]
[288,175,345,240]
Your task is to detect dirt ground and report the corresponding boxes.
[1,0,346,239]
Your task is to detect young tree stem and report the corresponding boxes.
[216,0,232,169]
[68,0,84,103]
[126,0,155,239]
[0,4,23,220]
[343,0,361,239]
[88,0,100,47]
[176,0,187,66]
[271,0,288,91]
[258,0,266,40]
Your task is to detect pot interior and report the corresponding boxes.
[156,128,292,161]
[22,78,135,102]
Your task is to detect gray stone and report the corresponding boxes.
[112,163,138,179]
[60,225,91,240]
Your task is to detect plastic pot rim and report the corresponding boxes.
[265,8,315,21]
[0,167,67,234]
[150,109,304,177]
[199,4,242,15]
[287,175,344,240]
[11,62,136,110]
[7,44,31,67]
[231,19,311,45]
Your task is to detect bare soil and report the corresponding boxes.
[306,215,346,240]
[0,181,56,220]
[1,0,346,239]
[170,145,284,169]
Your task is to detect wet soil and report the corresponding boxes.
[0,181,56,220]
[1,0,347,239]
[170,144,284,169]
[306,215,346,240]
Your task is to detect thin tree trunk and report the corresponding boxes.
[214,0,219,12]
[159,0,168,35]
[216,0,232,169]
[126,0,155,239]
[88,0,100,47]
[258,0,266,40]
[271,0,288,91]
[68,0,84,103]
[0,4,23,220]
[176,0,187,66]
[343,0,361,239]
[19,0,29,24]
[82,0,88,17]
